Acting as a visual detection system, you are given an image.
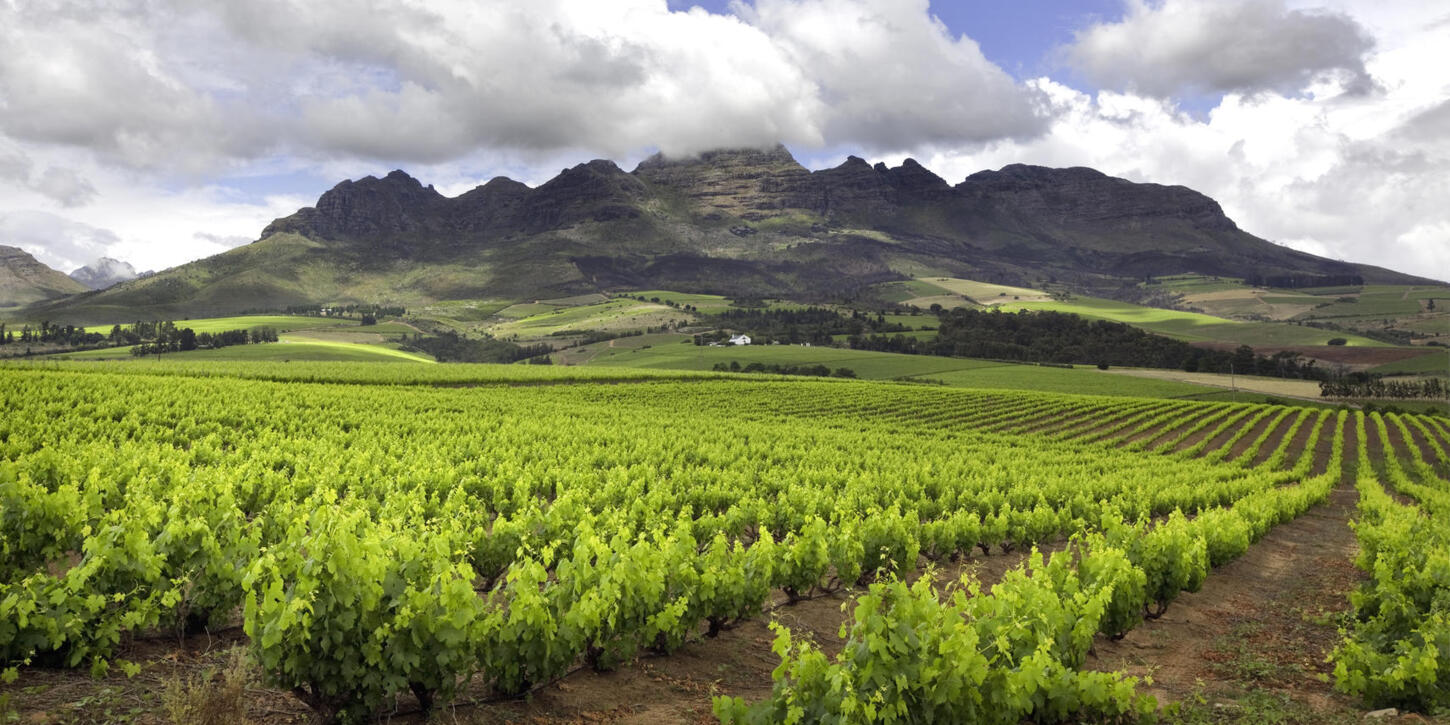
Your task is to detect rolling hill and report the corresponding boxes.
[17,145,1443,325]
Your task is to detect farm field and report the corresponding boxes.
[1005,295,1386,347]
[486,297,693,339]
[1102,368,1327,400]
[27,315,429,364]
[1164,278,1450,343]
[883,276,1391,347]
[582,339,1223,398]
[1,364,1447,724]
[1372,349,1450,376]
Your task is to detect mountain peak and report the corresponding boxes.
[634,143,803,172]
[262,168,447,241]
[69,256,139,290]
[633,144,812,221]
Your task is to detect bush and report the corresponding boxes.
[1328,338,1348,346]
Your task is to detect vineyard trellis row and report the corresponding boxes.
[0,366,1446,722]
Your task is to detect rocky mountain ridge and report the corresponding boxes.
[18,145,1439,322]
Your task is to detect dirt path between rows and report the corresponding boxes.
[1087,483,1396,723]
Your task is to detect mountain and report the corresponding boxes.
[69,257,139,290]
[0,245,88,307]
[22,145,1440,323]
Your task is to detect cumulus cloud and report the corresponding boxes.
[0,0,1049,171]
[1398,100,1450,141]
[32,167,99,208]
[1064,0,1376,98]
[735,0,1049,149]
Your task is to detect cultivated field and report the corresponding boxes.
[1,364,1446,724]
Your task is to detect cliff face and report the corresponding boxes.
[0,245,88,306]
[263,170,450,241]
[633,145,816,220]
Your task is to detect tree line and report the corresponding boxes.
[848,307,1329,381]
[401,331,552,364]
[0,321,105,347]
[711,360,857,378]
[130,323,279,356]
[1319,375,1447,400]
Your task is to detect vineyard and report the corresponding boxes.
[1,364,1448,723]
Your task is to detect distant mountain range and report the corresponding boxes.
[0,245,87,307]
[69,257,139,290]
[15,145,1441,323]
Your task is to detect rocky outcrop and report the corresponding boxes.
[263,170,449,241]
[809,156,951,221]
[0,245,87,306]
[69,257,138,290]
[634,144,816,220]
[519,160,647,233]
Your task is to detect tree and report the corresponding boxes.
[1232,345,1256,373]
[179,328,198,351]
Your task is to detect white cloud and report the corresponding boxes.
[916,3,1450,281]
[32,167,98,208]
[734,0,1049,149]
[0,0,1049,171]
[1065,0,1375,99]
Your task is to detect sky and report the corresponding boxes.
[0,1,1446,280]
